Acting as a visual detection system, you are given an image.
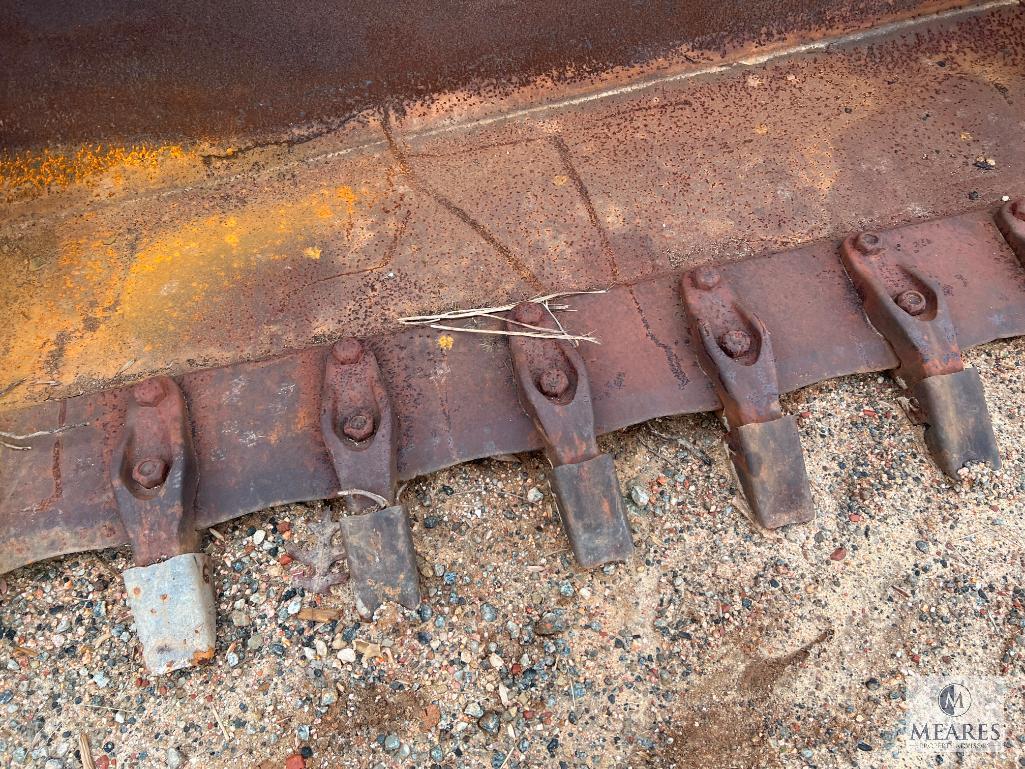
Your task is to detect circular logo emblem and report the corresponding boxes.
[938,683,972,717]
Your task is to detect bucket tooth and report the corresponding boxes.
[338,505,421,618]
[320,339,422,616]
[505,302,634,567]
[112,376,215,674]
[679,267,816,529]
[840,231,1000,477]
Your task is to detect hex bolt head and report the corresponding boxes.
[853,232,883,255]
[331,338,363,365]
[1012,199,1025,223]
[537,368,570,398]
[342,409,375,441]
[692,266,721,291]
[512,301,544,326]
[719,329,753,358]
[896,289,927,316]
[132,457,169,489]
[132,379,166,407]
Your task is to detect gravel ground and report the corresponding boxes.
[1,337,1024,769]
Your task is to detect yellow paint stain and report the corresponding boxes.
[754,123,769,135]
[437,334,454,351]
[552,175,569,187]
[960,131,972,141]
[0,143,195,194]
[1,185,372,391]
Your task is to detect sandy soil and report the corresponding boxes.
[1,334,1023,769]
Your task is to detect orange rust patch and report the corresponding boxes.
[0,144,194,195]
[192,648,216,665]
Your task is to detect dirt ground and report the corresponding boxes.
[0,334,1023,769]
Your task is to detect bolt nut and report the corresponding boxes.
[895,289,927,316]
[1012,199,1025,223]
[692,266,721,291]
[853,232,883,255]
[332,338,363,364]
[342,409,376,442]
[512,301,544,326]
[537,368,570,398]
[132,457,169,489]
[132,379,166,407]
[719,329,752,358]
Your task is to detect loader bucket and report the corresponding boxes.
[2,0,1025,671]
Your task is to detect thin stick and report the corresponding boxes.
[398,289,608,324]
[211,704,230,742]
[427,323,599,344]
[0,422,88,441]
[0,378,25,399]
[79,734,96,769]
[475,311,572,334]
[1,441,30,451]
[337,488,390,508]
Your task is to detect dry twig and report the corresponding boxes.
[398,289,607,325]
[0,421,89,451]
[79,734,96,769]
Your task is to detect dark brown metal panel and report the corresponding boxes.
[0,0,970,150]
[188,349,338,516]
[869,211,1025,349]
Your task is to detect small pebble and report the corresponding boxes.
[629,484,650,507]
[478,711,501,735]
[536,611,566,635]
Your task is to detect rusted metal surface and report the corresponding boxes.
[840,219,1003,476]
[318,340,421,612]
[0,0,974,151]
[679,268,814,528]
[996,198,1025,264]
[321,339,397,511]
[112,377,199,566]
[3,206,1025,574]
[506,302,633,566]
[2,6,1025,407]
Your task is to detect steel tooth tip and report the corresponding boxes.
[332,338,363,364]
